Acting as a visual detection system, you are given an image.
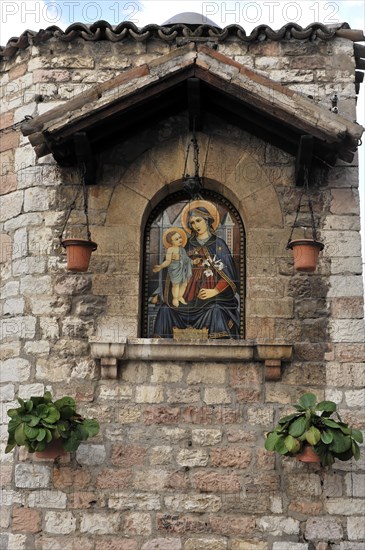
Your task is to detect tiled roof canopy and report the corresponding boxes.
[1,21,365,60]
[21,44,363,171]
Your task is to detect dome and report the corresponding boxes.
[162,12,221,28]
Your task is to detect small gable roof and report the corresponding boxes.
[21,43,363,168]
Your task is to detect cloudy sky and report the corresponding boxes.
[0,0,364,263]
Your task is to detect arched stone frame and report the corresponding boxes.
[93,130,286,343]
[141,186,246,339]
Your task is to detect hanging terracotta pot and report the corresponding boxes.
[35,439,68,459]
[296,445,320,464]
[287,239,324,273]
[62,238,97,272]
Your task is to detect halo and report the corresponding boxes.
[162,227,188,248]
[181,200,220,235]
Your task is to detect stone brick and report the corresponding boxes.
[27,491,67,509]
[177,449,209,467]
[327,362,365,387]
[331,188,359,214]
[257,516,300,536]
[0,131,19,153]
[53,467,91,489]
[133,469,168,491]
[108,492,161,511]
[229,364,262,386]
[287,474,322,498]
[345,473,365,497]
[231,541,268,550]
[144,406,180,425]
[345,389,365,408]
[167,387,201,403]
[80,512,120,534]
[347,517,365,540]
[165,494,221,513]
[149,446,173,465]
[272,544,307,550]
[15,463,51,488]
[325,498,365,515]
[95,540,137,550]
[247,406,274,426]
[12,507,41,533]
[210,515,255,536]
[204,388,231,404]
[44,511,76,534]
[192,429,222,446]
[76,444,106,466]
[96,469,132,489]
[0,191,23,222]
[151,364,183,383]
[330,319,365,343]
[0,358,30,382]
[111,445,146,466]
[70,492,99,509]
[305,517,343,540]
[184,539,227,550]
[135,385,164,403]
[330,297,364,319]
[194,472,241,494]
[141,539,182,550]
[210,448,252,469]
[187,364,226,384]
[124,512,152,535]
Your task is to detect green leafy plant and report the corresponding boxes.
[265,392,363,466]
[6,391,100,454]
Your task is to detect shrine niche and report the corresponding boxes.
[143,190,245,339]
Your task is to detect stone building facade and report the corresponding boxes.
[1,19,365,550]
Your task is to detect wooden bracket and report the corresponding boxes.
[73,132,97,185]
[100,357,118,379]
[264,359,282,381]
[295,135,313,186]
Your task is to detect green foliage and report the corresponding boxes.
[264,392,363,467]
[6,391,100,454]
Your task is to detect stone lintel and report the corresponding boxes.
[91,339,293,380]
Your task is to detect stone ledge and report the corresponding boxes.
[90,339,293,381]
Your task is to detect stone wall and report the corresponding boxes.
[1,30,364,550]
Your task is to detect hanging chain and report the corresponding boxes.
[81,163,92,241]
[59,164,91,243]
[287,166,318,246]
[59,189,80,243]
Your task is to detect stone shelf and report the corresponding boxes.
[90,339,293,381]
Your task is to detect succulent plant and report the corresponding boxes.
[6,391,100,454]
[265,392,363,466]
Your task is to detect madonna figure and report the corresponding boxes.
[153,199,240,339]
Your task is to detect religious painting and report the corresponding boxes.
[143,192,245,339]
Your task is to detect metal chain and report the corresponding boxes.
[81,163,92,241]
[59,189,80,243]
[287,166,318,246]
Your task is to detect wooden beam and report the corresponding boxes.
[73,132,96,185]
[187,77,202,130]
[295,135,313,186]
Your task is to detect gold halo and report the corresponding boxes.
[162,227,188,249]
[181,200,220,235]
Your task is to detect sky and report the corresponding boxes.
[0,0,364,267]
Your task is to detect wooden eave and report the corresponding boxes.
[21,43,363,170]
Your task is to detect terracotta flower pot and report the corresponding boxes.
[62,239,97,272]
[296,445,320,464]
[287,239,324,272]
[35,439,67,459]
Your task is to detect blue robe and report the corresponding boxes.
[154,234,240,339]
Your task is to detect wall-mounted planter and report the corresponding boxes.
[287,239,324,272]
[62,238,97,272]
[295,444,320,464]
[35,439,68,460]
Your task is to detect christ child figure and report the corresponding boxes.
[153,227,192,307]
